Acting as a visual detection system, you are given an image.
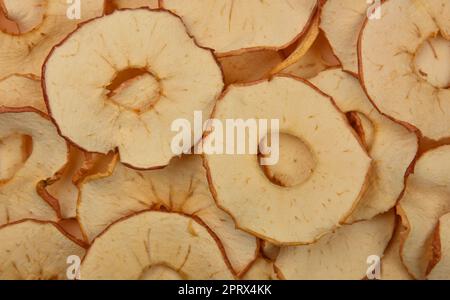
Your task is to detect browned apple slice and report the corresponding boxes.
[219,50,283,85]
[80,211,235,279]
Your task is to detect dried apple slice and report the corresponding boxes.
[281,33,340,79]
[0,108,68,225]
[359,0,450,140]
[320,0,372,74]
[261,241,280,261]
[78,155,257,275]
[398,145,450,279]
[310,69,418,221]
[275,211,395,280]
[112,0,158,9]
[0,0,104,78]
[0,220,85,279]
[45,146,88,219]
[80,211,235,279]
[161,0,318,56]
[381,220,413,280]
[43,9,224,169]
[427,213,450,279]
[0,134,29,183]
[242,258,278,280]
[0,74,46,112]
[218,50,283,85]
[204,75,371,245]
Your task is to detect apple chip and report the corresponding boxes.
[427,213,450,279]
[78,155,257,275]
[0,0,104,78]
[0,220,85,279]
[275,211,395,279]
[320,0,372,74]
[310,69,418,221]
[398,145,450,278]
[204,75,371,245]
[80,211,234,279]
[43,9,223,169]
[0,74,46,112]
[0,108,68,225]
[161,0,318,55]
[359,0,450,140]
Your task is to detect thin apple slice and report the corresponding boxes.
[112,0,158,9]
[281,33,340,79]
[204,75,371,245]
[219,50,283,85]
[242,258,278,280]
[427,213,450,279]
[80,211,235,279]
[0,74,46,112]
[43,9,223,169]
[0,108,68,225]
[320,0,372,74]
[45,146,88,219]
[0,0,104,78]
[359,0,450,140]
[398,145,450,279]
[270,11,320,74]
[78,155,257,275]
[310,69,418,222]
[381,220,413,280]
[275,211,395,280]
[161,0,318,56]
[0,220,85,279]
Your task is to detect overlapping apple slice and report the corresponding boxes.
[78,155,257,275]
[80,211,234,279]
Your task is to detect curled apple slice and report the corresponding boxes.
[310,69,418,221]
[161,0,318,56]
[427,213,450,279]
[398,145,450,279]
[0,107,68,225]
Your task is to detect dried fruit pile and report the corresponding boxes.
[0,0,449,280]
